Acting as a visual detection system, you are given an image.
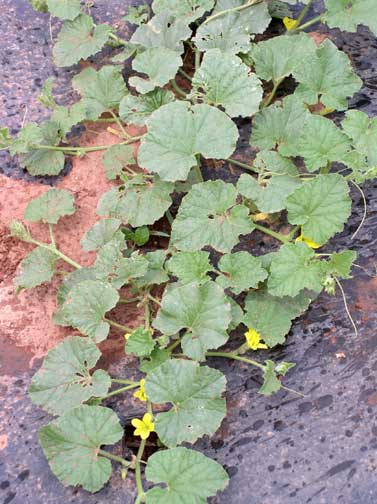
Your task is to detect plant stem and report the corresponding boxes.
[108,32,129,46]
[165,209,174,225]
[194,154,204,182]
[150,230,171,238]
[206,351,265,370]
[103,383,140,399]
[108,109,128,138]
[134,439,146,504]
[98,449,131,468]
[34,137,143,155]
[144,301,151,330]
[167,339,181,352]
[202,0,263,25]
[295,0,314,27]
[147,294,161,307]
[334,277,358,338]
[350,180,367,240]
[111,378,139,385]
[178,68,192,81]
[286,225,299,241]
[253,223,290,244]
[119,297,141,304]
[227,157,260,174]
[48,224,56,248]
[292,15,322,32]
[105,318,134,333]
[29,238,82,269]
[195,49,201,70]
[170,79,187,98]
[262,78,284,108]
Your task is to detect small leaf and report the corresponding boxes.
[29,336,111,415]
[130,12,191,53]
[97,176,174,227]
[39,405,123,492]
[170,180,253,253]
[297,115,350,172]
[217,251,267,295]
[268,242,325,297]
[342,110,377,166]
[129,47,182,94]
[134,250,169,288]
[39,77,57,108]
[140,347,171,373]
[145,359,226,446]
[324,0,377,37]
[51,102,87,136]
[249,33,316,83]
[94,246,148,289]
[138,101,239,182]
[15,247,57,290]
[194,0,271,54]
[327,250,357,279]
[57,267,97,305]
[53,14,111,67]
[81,218,123,252]
[152,0,215,21]
[250,94,309,157]
[24,188,75,224]
[134,226,150,246]
[259,360,281,395]
[123,4,150,25]
[244,290,312,347]
[293,39,362,111]
[125,327,155,357]
[167,251,212,284]
[72,66,126,120]
[58,280,119,342]
[146,447,229,503]
[102,144,135,180]
[154,281,231,360]
[286,174,352,244]
[47,0,81,20]
[28,0,48,12]
[190,49,263,118]
[120,89,174,127]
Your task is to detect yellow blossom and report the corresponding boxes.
[244,328,268,350]
[283,16,298,31]
[131,413,155,440]
[133,379,147,402]
[124,333,131,340]
[295,232,321,249]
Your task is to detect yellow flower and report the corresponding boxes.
[244,328,268,351]
[283,16,298,31]
[124,333,131,340]
[295,232,321,249]
[131,413,155,440]
[133,379,147,402]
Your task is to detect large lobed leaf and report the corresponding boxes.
[39,405,123,492]
[25,188,75,224]
[217,251,267,295]
[324,0,377,37]
[119,89,175,127]
[152,0,215,21]
[15,247,57,290]
[145,359,226,446]
[138,101,239,181]
[47,0,81,20]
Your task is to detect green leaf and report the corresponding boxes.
[324,0,377,37]
[39,405,123,492]
[28,0,48,12]
[244,290,312,347]
[29,336,111,415]
[119,89,174,127]
[327,250,357,279]
[152,0,215,21]
[15,247,57,290]
[130,12,191,53]
[228,297,244,331]
[297,115,350,172]
[57,267,97,305]
[268,242,326,297]
[194,0,271,54]
[170,180,253,253]
[97,176,173,227]
[154,281,231,360]
[94,246,148,289]
[259,360,281,395]
[134,250,169,288]
[39,77,57,108]
[10,123,44,155]
[249,33,316,83]
[190,49,262,118]
[140,348,171,373]
[138,101,238,181]
[53,15,111,67]
[57,280,119,342]
[125,327,155,357]
[24,188,75,224]
[217,251,267,295]
[47,0,81,20]
[286,174,351,244]
[293,39,362,111]
[250,94,309,157]
[72,66,126,120]
[146,447,229,503]
[130,47,182,94]
[81,218,123,251]
[134,226,150,246]
[167,251,212,284]
[51,102,87,136]
[102,144,135,180]
[123,4,150,25]
[145,359,226,446]
[342,110,377,166]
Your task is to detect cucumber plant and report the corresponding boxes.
[3,0,377,501]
